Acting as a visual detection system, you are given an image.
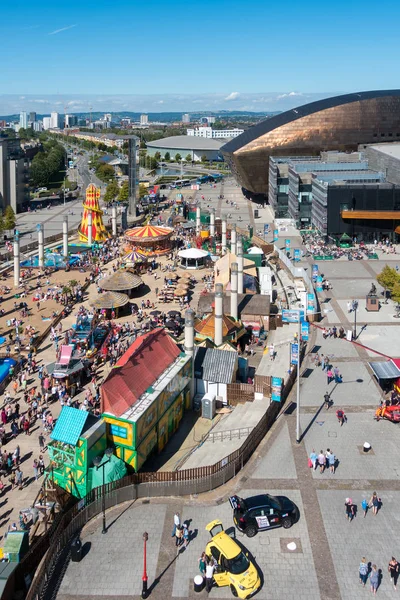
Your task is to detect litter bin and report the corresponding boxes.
[254,209,259,219]
[363,442,371,453]
[71,536,82,562]
[194,575,204,592]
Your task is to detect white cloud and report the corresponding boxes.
[277,91,303,100]
[48,24,77,36]
[225,92,240,101]
[33,99,51,104]
[19,96,25,100]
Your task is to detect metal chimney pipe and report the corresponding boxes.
[209,208,215,238]
[237,240,244,294]
[230,263,238,321]
[13,236,20,288]
[184,308,195,357]
[196,206,201,235]
[231,225,237,255]
[221,216,227,253]
[214,283,224,347]
[87,212,93,247]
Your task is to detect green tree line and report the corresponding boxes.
[30,139,66,187]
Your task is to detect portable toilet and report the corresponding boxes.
[3,531,29,563]
[201,393,216,420]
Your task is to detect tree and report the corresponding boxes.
[31,160,50,187]
[4,206,16,231]
[154,151,161,161]
[175,153,182,162]
[0,214,4,235]
[377,265,399,302]
[103,181,119,204]
[118,181,129,202]
[139,184,147,199]
[391,282,400,316]
[164,152,170,162]
[96,164,115,182]
[201,155,208,163]
[185,154,192,163]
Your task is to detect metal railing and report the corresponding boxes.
[202,426,255,443]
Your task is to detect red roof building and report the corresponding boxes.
[101,328,181,418]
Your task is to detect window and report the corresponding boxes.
[210,545,221,562]
[109,424,128,439]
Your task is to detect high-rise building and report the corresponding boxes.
[33,121,43,132]
[19,111,28,129]
[29,112,37,123]
[42,117,52,130]
[182,113,190,123]
[140,114,149,125]
[0,138,27,212]
[104,113,112,122]
[50,112,61,129]
[65,114,78,128]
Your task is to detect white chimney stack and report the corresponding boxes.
[230,262,238,321]
[196,206,201,235]
[221,216,227,253]
[237,238,244,294]
[214,283,224,347]
[184,308,195,357]
[209,208,215,238]
[231,225,237,255]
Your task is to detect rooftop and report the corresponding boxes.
[193,347,237,384]
[146,135,223,151]
[368,143,400,159]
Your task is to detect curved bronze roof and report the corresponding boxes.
[221,90,400,194]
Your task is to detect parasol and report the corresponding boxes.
[91,291,129,310]
[150,310,162,316]
[99,271,143,292]
[174,289,187,297]
[168,310,181,317]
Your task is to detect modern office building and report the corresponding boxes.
[146,135,224,162]
[182,113,190,124]
[187,126,244,139]
[29,112,37,123]
[33,121,43,132]
[65,114,78,128]
[42,117,52,130]
[140,114,149,126]
[50,111,61,129]
[221,90,400,197]
[269,151,400,240]
[0,138,28,213]
[19,112,28,129]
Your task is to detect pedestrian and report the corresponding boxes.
[183,523,190,548]
[327,449,336,474]
[309,449,317,469]
[359,557,369,586]
[327,368,333,385]
[269,344,275,361]
[205,559,215,593]
[336,408,345,426]
[369,564,379,595]
[199,551,207,577]
[347,301,352,313]
[361,498,369,517]
[38,455,45,476]
[15,467,23,490]
[388,557,399,590]
[345,498,354,521]
[317,450,326,473]
[175,525,183,547]
[333,366,341,383]
[323,392,330,409]
[33,459,39,481]
[369,491,380,515]
[172,511,180,537]
[9,470,16,490]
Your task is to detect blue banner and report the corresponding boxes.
[273,229,279,242]
[263,224,270,237]
[290,343,299,365]
[312,264,319,279]
[282,309,304,323]
[316,276,323,292]
[285,239,291,252]
[271,376,282,402]
[294,248,301,262]
[301,321,309,341]
[307,293,315,312]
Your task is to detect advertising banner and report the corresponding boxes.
[290,343,299,365]
[263,224,270,239]
[307,293,315,313]
[271,376,282,402]
[285,239,291,253]
[294,248,301,262]
[301,321,309,341]
[316,275,323,292]
[273,229,279,242]
[312,264,319,280]
[282,309,304,323]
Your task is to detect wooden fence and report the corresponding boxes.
[226,382,255,405]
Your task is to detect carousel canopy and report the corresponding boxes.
[178,248,209,259]
[125,224,173,242]
[91,291,129,310]
[124,250,148,263]
[99,270,143,291]
[247,246,264,255]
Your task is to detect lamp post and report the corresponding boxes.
[142,531,149,599]
[295,308,302,444]
[93,448,113,534]
[353,300,358,340]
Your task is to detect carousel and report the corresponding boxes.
[178,248,209,270]
[124,224,174,256]
[98,270,143,297]
[122,250,149,273]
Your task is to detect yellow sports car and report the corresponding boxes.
[205,520,261,598]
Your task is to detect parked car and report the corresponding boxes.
[205,520,261,599]
[230,494,299,537]
[35,187,48,193]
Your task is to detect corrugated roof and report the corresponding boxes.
[147,135,223,151]
[101,328,181,417]
[50,407,89,446]
[369,360,400,380]
[194,347,237,384]
[196,293,271,317]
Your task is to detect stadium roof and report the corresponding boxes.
[147,135,223,151]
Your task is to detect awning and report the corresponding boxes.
[369,360,400,380]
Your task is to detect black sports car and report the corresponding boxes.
[230,494,299,537]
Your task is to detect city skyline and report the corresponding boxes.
[2,0,399,106]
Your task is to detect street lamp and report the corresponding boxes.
[142,531,149,599]
[353,300,359,340]
[92,447,113,534]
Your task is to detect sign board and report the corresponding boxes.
[229,495,240,510]
[191,184,199,190]
[256,515,270,528]
[290,343,299,365]
[271,376,282,402]
[312,264,319,279]
[346,330,353,342]
[316,275,323,292]
[294,248,301,262]
[263,224,270,239]
[285,239,291,252]
[273,229,279,242]
[301,321,309,341]
[282,309,304,323]
[307,293,315,313]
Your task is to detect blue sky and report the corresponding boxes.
[1,0,399,112]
